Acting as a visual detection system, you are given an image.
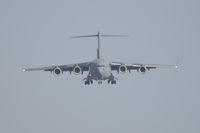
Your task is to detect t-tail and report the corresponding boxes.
[71,32,127,59]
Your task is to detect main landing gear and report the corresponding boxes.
[84,80,93,85]
[108,80,116,84]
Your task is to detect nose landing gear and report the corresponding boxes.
[98,81,102,84]
[108,80,116,84]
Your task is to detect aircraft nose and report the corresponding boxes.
[97,67,104,75]
[97,67,104,72]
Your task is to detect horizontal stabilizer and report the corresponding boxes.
[101,35,128,37]
[70,35,97,38]
[70,33,128,39]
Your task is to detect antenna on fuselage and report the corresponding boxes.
[71,32,127,59]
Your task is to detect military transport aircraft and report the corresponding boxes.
[23,32,178,85]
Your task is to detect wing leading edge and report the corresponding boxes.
[110,61,178,72]
[23,62,90,73]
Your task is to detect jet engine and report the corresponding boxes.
[138,66,147,74]
[119,65,127,73]
[73,65,82,75]
[53,67,62,76]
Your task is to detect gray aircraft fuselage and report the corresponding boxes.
[88,59,113,81]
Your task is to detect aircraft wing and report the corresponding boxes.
[110,61,178,72]
[23,62,90,73]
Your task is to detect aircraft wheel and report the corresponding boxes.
[98,81,102,84]
[90,80,93,84]
[111,80,116,84]
[85,81,90,85]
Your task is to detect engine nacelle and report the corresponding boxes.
[138,66,147,74]
[119,65,127,73]
[53,67,62,76]
[73,65,82,75]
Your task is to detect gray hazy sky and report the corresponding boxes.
[0,0,199,133]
